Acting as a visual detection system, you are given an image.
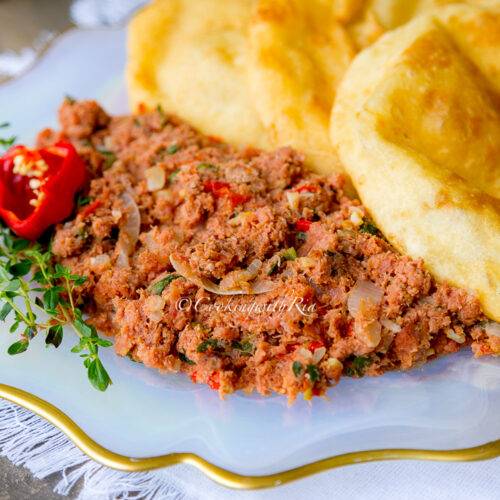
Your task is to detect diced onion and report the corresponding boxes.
[286,191,299,211]
[312,346,327,364]
[347,280,383,316]
[485,321,500,338]
[170,255,275,295]
[445,328,466,344]
[145,165,166,191]
[381,319,402,333]
[90,254,111,271]
[116,191,141,268]
[358,320,382,348]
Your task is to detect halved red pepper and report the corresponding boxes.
[0,142,88,240]
[292,185,318,194]
[203,180,251,208]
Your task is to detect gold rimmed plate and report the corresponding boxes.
[0,25,499,489]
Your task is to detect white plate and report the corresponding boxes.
[0,26,499,482]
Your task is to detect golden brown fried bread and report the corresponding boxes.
[331,4,500,321]
[248,0,355,174]
[126,0,270,149]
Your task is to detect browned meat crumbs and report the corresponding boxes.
[37,99,499,403]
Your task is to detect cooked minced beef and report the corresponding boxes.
[38,100,498,402]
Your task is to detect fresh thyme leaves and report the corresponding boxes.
[0,122,10,128]
[64,94,76,105]
[150,274,182,295]
[231,340,254,355]
[196,338,220,353]
[0,122,16,152]
[0,226,113,391]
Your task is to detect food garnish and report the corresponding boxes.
[0,143,87,240]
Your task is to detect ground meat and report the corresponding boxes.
[44,100,496,403]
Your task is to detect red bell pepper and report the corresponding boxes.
[295,219,312,232]
[0,142,88,240]
[203,180,251,208]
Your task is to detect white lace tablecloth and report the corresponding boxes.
[0,1,499,498]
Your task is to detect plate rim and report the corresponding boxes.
[1,383,499,489]
[1,22,500,490]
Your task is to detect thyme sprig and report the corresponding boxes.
[0,226,112,391]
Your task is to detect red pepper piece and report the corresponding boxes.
[80,199,102,218]
[295,219,312,232]
[308,341,325,353]
[292,185,318,194]
[208,372,220,390]
[190,371,198,383]
[0,142,88,240]
[203,180,251,208]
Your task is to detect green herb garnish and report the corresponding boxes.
[178,351,195,365]
[156,104,169,127]
[99,150,117,170]
[196,338,220,353]
[167,144,179,155]
[306,364,321,382]
[292,361,303,377]
[267,260,279,276]
[150,274,182,295]
[359,219,378,236]
[197,162,219,172]
[296,231,307,242]
[76,194,93,207]
[169,168,180,186]
[346,356,374,377]
[0,227,113,391]
[134,118,141,127]
[64,94,75,105]
[281,247,297,261]
[232,340,253,355]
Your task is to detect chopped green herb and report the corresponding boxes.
[196,338,220,353]
[81,138,91,147]
[477,321,487,328]
[64,94,75,105]
[167,144,179,155]
[0,226,112,391]
[306,364,322,382]
[197,162,219,172]
[178,351,196,365]
[76,194,93,207]
[169,168,180,185]
[192,322,207,331]
[134,118,141,127]
[292,361,303,377]
[359,219,378,236]
[150,274,182,295]
[296,231,307,242]
[0,122,10,129]
[267,260,279,276]
[347,355,374,377]
[156,105,169,127]
[281,247,297,261]
[232,340,253,355]
[0,136,16,150]
[99,150,117,170]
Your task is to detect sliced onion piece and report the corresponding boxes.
[381,319,402,333]
[145,165,166,191]
[219,259,262,291]
[347,280,383,316]
[170,255,274,295]
[485,321,500,338]
[116,191,141,268]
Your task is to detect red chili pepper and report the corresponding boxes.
[295,219,312,232]
[308,341,325,353]
[208,372,220,390]
[203,180,250,208]
[207,135,223,144]
[0,142,88,240]
[293,185,318,194]
[80,199,102,218]
[190,371,198,383]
